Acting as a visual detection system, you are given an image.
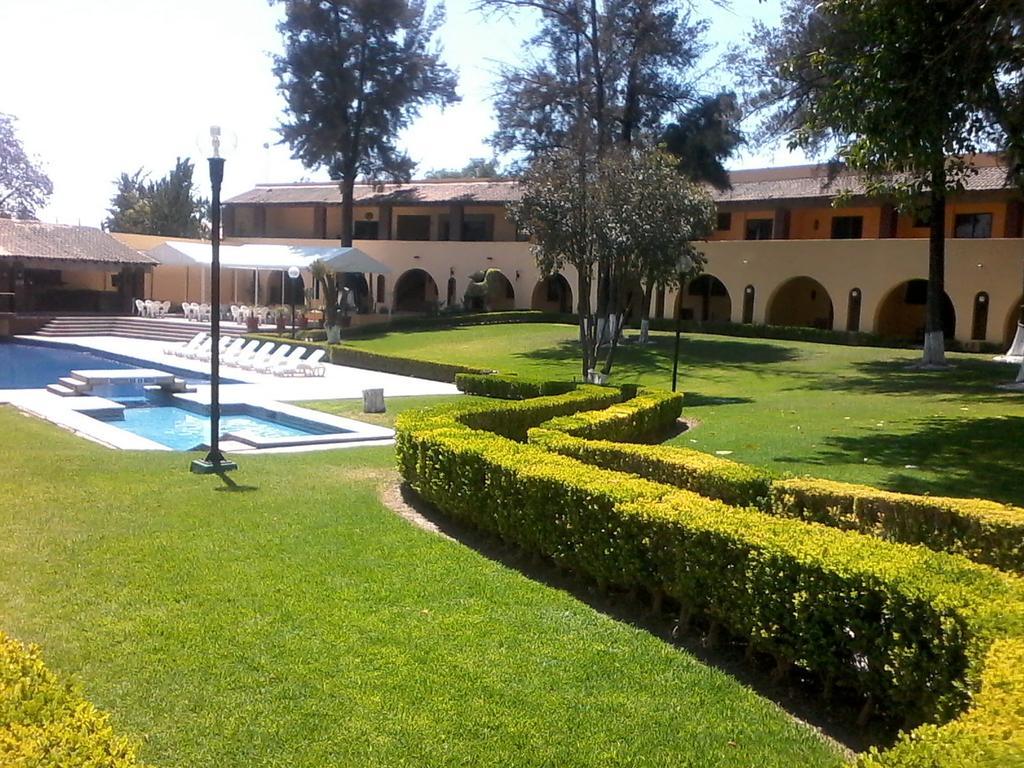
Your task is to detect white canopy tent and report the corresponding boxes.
[147,242,390,306]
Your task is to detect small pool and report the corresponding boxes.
[90,397,345,451]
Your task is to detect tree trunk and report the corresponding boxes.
[639,283,653,343]
[340,175,355,249]
[922,172,947,367]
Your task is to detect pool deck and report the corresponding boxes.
[1,335,460,452]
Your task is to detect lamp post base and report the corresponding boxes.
[190,457,238,475]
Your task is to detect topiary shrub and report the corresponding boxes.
[455,373,578,400]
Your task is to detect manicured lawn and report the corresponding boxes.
[300,393,487,428]
[0,407,844,768]
[348,323,1024,505]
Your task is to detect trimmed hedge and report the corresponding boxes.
[771,478,1024,575]
[858,638,1024,767]
[0,631,147,767]
[537,388,683,443]
[245,333,490,383]
[455,373,578,400]
[530,429,774,509]
[529,421,1024,575]
[396,390,1024,725]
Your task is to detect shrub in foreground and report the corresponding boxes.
[0,631,146,767]
[455,373,578,400]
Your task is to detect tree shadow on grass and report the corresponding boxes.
[515,336,801,380]
[786,416,1024,505]
[392,483,890,757]
[781,358,1020,401]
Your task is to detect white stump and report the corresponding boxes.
[363,388,385,413]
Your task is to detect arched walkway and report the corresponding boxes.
[393,269,439,313]
[489,271,515,311]
[464,269,515,312]
[531,274,573,313]
[676,274,732,322]
[766,276,834,329]
[340,273,369,313]
[875,279,956,342]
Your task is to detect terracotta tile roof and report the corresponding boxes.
[0,219,157,265]
[715,164,1015,203]
[225,179,521,206]
[225,159,1018,208]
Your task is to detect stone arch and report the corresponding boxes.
[766,276,834,329]
[464,269,515,312]
[393,268,439,313]
[875,279,956,342]
[376,275,386,304]
[340,273,370,313]
[531,274,573,313]
[675,274,732,323]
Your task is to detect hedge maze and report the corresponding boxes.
[400,374,1024,767]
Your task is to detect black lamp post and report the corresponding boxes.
[192,126,237,475]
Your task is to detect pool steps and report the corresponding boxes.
[46,369,193,398]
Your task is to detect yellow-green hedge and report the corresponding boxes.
[530,428,774,508]
[454,373,579,400]
[858,638,1024,767]
[0,631,147,767]
[530,423,1024,575]
[537,388,683,443]
[770,478,1024,575]
[395,390,1024,729]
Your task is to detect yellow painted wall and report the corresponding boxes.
[709,209,776,241]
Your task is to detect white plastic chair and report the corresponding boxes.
[159,300,171,318]
[256,345,298,373]
[241,343,279,371]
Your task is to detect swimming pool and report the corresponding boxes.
[102,403,340,451]
[0,341,226,390]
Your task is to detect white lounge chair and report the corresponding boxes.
[268,346,308,376]
[294,348,328,377]
[234,341,274,369]
[199,337,242,362]
[184,337,212,359]
[193,336,234,362]
[223,339,261,366]
[240,343,279,371]
[166,332,207,357]
[254,344,293,373]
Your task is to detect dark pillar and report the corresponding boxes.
[222,205,237,237]
[314,205,327,239]
[449,203,465,242]
[772,208,791,240]
[255,206,267,238]
[1005,200,1023,238]
[879,204,898,238]
[379,205,393,240]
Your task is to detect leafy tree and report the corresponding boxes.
[661,92,743,191]
[0,113,53,220]
[740,0,1016,366]
[511,147,713,379]
[425,158,503,178]
[103,158,208,238]
[272,0,459,254]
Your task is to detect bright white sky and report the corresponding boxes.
[1,0,806,227]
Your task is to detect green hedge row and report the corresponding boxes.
[858,638,1024,767]
[772,478,1024,575]
[341,310,576,339]
[531,425,1024,575]
[245,333,491,383]
[395,391,1024,730]
[530,429,774,509]
[0,631,147,767]
[537,388,683,443]
[455,373,578,400]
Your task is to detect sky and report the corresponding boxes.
[1,0,806,227]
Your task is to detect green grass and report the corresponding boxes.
[0,407,843,768]
[298,393,488,428]
[347,323,1024,505]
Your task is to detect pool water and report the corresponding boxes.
[111,406,328,451]
[0,341,135,388]
[0,341,218,389]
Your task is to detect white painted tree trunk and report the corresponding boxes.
[362,388,385,413]
[1007,322,1024,359]
[326,325,341,344]
[639,318,650,344]
[922,330,946,366]
[1017,360,1024,384]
